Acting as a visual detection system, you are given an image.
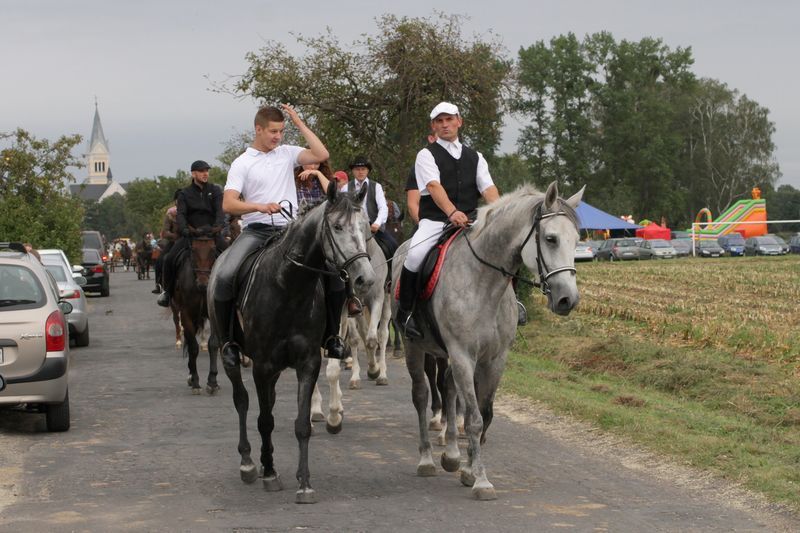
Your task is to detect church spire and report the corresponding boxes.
[86,100,111,184]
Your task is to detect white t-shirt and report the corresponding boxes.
[225,145,304,227]
[414,138,494,197]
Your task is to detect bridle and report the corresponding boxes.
[463,202,577,295]
[285,208,370,283]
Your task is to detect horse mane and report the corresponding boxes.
[272,190,363,250]
[470,183,579,237]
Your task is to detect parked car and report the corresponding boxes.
[81,230,109,263]
[789,234,800,254]
[40,258,90,347]
[37,249,85,278]
[0,242,72,431]
[81,248,110,296]
[637,239,676,259]
[765,234,790,254]
[670,239,692,258]
[671,230,691,240]
[595,238,640,261]
[574,241,595,262]
[696,239,725,258]
[717,233,746,257]
[744,236,783,256]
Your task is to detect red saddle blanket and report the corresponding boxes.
[396,228,463,302]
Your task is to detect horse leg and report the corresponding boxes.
[372,296,391,385]
[254,371,282,491]
[310,382,324,422]
[391,319,404,358]
[172,306,183,349]
[449,354,495,500]
[325,355,344,433]
[206,327,220,395]
[182,316,201,394]
[425,354,443,431]
[223,362,256,483]
[294,356,321,504]
[344,318,361,390]
[440,365,461,473]
[363,307,381,382]
[406,346,435,476]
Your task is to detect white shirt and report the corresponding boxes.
[339,177,388,227]
[414,137,494,197]
[225,145,304,227]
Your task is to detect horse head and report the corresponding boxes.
[190,237,217,291]
[321,184,376,296]
[520,181,583,316]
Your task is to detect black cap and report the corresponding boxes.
[191,160,211,172]
[348,155,372,171]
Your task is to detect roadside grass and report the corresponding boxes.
[504,255,800,509]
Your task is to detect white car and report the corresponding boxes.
[40,257,90,347]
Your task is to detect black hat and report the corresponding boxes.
[348,155,372,171]
[190,160,211,172]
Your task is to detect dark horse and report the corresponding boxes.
[136,238,153,280]
[208,185,375,504]
[174,236,220,394]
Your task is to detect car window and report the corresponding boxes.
[0,265,46,309]
[82,232,103,249]
[82,249,102,263]
[44,264,68,282]
[756,236,778,245]
[618,239,637,246]
[651,241,670,248]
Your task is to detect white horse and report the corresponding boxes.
[391,182,583,500]
[311,236,391,433]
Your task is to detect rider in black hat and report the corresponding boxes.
[342,155,398,260]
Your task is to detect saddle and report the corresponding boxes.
[236,228,287,310]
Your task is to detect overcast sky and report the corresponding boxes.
[3,0,799,193]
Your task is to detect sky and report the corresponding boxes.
[3,0,799,192]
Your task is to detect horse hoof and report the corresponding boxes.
[262,475,283,492]
[326,421,343,435]
[192,387,202,395]
[441,453,461,473]
[460,469,476,487]
[349,380,360,390]
[429,420,443,431]
[295,488,316,504]
[240,464,258,484]
[367,368,380,380]
[376,377,388,386]
[206,384,220,395]
[417,463,436,477]
[472,482,497,501]
[311,412,325,422]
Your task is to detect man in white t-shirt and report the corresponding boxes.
[210,104,332,368]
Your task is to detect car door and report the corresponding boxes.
[0,263,49,380]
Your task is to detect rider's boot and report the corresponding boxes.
[397,267,422,339]
[323,287,348,359]
[214,298,241,368]
[156,289,170,307]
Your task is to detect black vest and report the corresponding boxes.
[351,179,379,225]
[418,142,480,222]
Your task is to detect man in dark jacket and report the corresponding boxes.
[157,160,225,307]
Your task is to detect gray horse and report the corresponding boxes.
[391,181,583,500]
[208,185,376,504]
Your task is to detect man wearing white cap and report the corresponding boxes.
[397,102,500,338]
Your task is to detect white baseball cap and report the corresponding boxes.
[430,102,459,120]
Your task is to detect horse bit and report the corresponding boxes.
[463,203,576,295]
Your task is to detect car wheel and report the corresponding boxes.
[46,390,70,432]
[74,324,90,347]
[101,280,110,297]
[609,255,615,262]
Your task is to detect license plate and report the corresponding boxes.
[711,254,719,257]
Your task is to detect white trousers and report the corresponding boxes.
[403,218,447,272]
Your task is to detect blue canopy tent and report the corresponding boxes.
[575,201,641,233]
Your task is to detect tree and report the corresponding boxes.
[223,13,510,202]
[765,184,800,233]
[686,78,781,217]
[0,129,85,262]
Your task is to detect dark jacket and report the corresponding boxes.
[176,181,224,235]
[418,142,480,222]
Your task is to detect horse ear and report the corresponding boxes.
[326,181,338,203]
[544,181,559,210]
[564,185,585,209]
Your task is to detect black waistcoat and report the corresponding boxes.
[418,142,480,222]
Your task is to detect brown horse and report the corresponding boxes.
[173,237,220,394]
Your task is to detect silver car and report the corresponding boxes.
[574,241,595,262]
[41,258,90,347]
[638,239,676,259]
[0,242,72,431]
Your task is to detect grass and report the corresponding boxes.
[504,255,800,509]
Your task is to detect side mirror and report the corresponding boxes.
[73,275,87,287]
[58,301,74,315]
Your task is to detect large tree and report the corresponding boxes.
[225,13,510,201]
[0,129,85,262]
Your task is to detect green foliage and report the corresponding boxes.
[0,129,85,261]
[765,184,800,232]
[225,13,510,201]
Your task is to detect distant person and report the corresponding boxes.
[295,159,334,215]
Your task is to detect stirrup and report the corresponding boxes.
[516,300,528,326]
[399,310,422,339]
[346,296,363,317]
[221,341,241,367]
[156,291,170,307]
[324,335,348,360]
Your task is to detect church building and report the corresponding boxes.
[70,103,128,202]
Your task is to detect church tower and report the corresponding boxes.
[86,101,110,185]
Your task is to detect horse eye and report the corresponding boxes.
[546,235,558,244]
[333,224,343,231]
